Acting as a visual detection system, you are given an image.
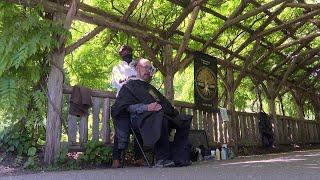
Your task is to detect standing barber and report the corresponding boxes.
[111,44,137,96]
[111,45,144,168]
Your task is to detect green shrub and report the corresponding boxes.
[0,126,37,156]
[78,140,112,166]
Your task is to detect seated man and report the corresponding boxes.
[112,58,191,167]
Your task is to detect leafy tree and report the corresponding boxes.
[0,2,67,155]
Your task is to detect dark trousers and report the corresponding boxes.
[153,116,191,161]
[154,117,170,161]
[112,132,144,160]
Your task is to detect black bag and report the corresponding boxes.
[170,141,192,166]
[258,112,274,147]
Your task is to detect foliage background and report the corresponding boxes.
[0,0,318,166]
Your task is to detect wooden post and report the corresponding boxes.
[102,98,111,144]
[226,68,239,154]
[79,114,89,144]
[266,94,279,145]
[45,0,79,164]
[67,114,77,145]
[291,90,306,145]
[92,97,100,141]
[163,44,174,103]
[260,81,279,146]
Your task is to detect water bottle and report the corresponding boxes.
[221,147,227,160]
[211,149,216,159]
[215,148,220,160]
[196,148,203,161]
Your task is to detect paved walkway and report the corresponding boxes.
[1,150,320,180]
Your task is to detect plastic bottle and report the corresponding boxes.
[215,148,221,160]
[196,148,203,161]
[229,148,235,159]
[221,147,227,160]
[211,149,216,159]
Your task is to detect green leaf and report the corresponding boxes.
[27,147,37,157]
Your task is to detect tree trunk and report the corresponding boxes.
[163,44,174,103]
[292,90,306,145]
[266,95,279,146]
[310,96,320,121]
[226,68,239,155]
[45,49,65,164]
[45,0,79,164]
[292,90,305,120]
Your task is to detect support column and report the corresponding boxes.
[265,81,279,146]
[45,0,79,164]
[226,68,239,154]
[163,44,174,103]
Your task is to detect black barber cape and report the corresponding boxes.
[112,79,177,147]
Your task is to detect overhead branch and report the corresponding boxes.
[165,0,205,38]
[121,0,140,21]
[296,63,320,84]
[233,39,261,89]
[269,43,307,76]
[252,19,307,68]
[286,2,320,9]
[202,0,249,50]
[255,9,320,39]
[65,26,105,54]
[275,32,320,51]
[138,38,165,75]
[6,0,319,95]
[291,46,320,73]
[251,0,313,54]
[275,55,300,94]
[176,54,194,73]
[226,1,287,63]
[173,5,200,68]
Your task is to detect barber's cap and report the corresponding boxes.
[118,44,133,57]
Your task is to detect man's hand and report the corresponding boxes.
[147,102,162,111]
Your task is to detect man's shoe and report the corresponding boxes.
[112,160,121,168]
[155,159,175,168]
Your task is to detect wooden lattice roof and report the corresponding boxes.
[6,0,320,96]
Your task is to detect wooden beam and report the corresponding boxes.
[296,63,320,84]
[222,0,286,33]
[233,39,261,89]
[286,2,320,9]
[251,0,314,57]
[121,0,140,21]
[65,26,105,55]
[165,0,205,38]
[254,8,320,39]
[275,32,320,51]
[202,0,249,49]
[6,0,319,95]
[173,5,200,68]
[226,2,287,63]
[268,43,307,76]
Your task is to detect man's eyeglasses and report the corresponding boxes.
[137,65,157,74]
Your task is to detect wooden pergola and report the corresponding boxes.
[5,0,320,164]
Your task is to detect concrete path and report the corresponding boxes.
[1,150,320,180]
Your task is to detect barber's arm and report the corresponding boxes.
[111,67,124,91]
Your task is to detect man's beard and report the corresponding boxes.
[144,74,152,82]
